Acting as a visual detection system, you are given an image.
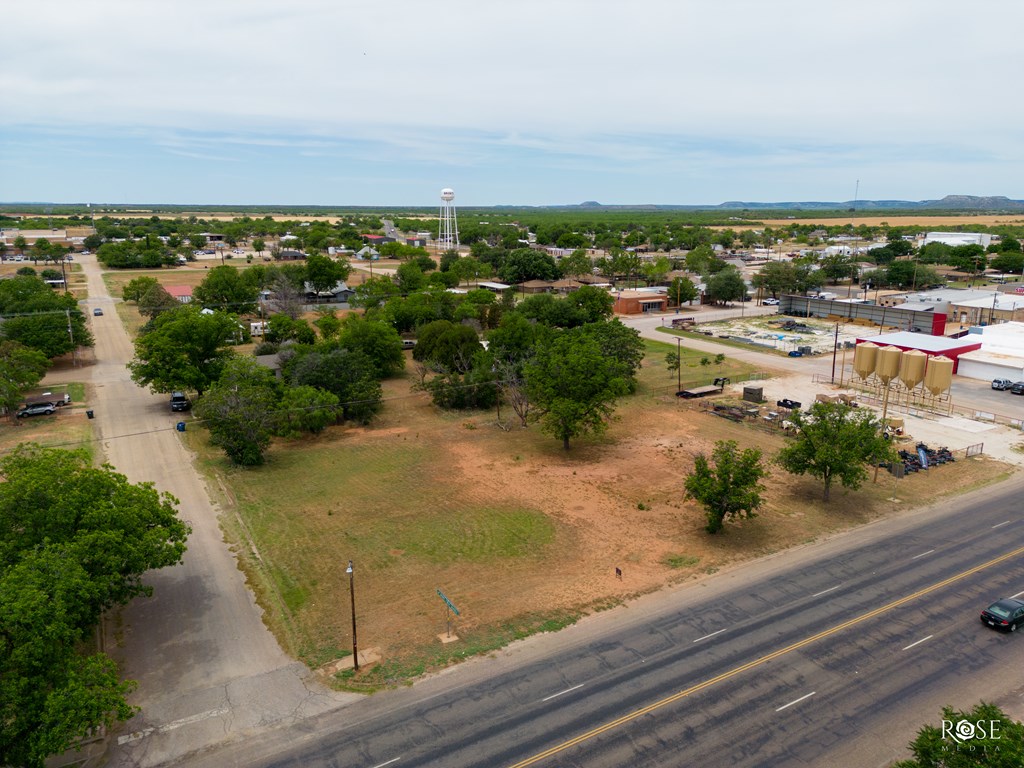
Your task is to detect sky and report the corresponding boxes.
[2,0,1023,207]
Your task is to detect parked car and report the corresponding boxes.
[763,298,780,305]
[170,392,191,412]
[980,598,1024,632]
[17,403,55,418]
[93,307,103,316]
[1011,382,1024,395]
[992,378,1014,390]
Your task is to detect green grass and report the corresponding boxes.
[655,326,791,357]
[662,553,700,569]
[641,337,759,390]
[393,508,554,563]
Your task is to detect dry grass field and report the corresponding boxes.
[748,214,1024,229]
[186,339,1013,688]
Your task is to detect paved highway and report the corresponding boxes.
[174,478,1024,768]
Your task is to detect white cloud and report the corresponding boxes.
[3,1,1023,203]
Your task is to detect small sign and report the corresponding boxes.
[437,589,460,616]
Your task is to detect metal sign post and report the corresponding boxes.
[436,589,460,638]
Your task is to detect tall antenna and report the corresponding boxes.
[438,188,459,253]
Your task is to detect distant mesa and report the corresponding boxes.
[578,200,602,208]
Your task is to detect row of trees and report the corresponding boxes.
[0,274,93,359]
[684,402,893,533]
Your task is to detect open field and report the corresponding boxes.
[186,338,1014,688]
[734,214,1024,229]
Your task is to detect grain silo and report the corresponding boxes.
[875,345,902,385]
[924,355,954,396]
[853,342,879,381]
[898,349,928,391]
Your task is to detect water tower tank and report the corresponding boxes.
[875,346,902,385]
[441,188,455,201]
[899,349,928,390]
[853,342,878,380]
[924,355,954,395]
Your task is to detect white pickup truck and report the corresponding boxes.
[24,392,71,408]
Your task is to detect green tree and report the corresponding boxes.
[337,315,405,378]
[818,253,856,284]
[128,306,239,397]
[668,276,698,307]
[685,244,715,274]
[893,702,1024,768]
[413,320,481,373]
[0,445,188,767]
[0,275,93,358]
[122,276,160,303]
[192,265,259,313]
[82,233,104,251]
[558,249,593,279]
[276,385,340,436]
[287,348,382,424]
[251,237,266,257]
[887,260,940,290]
[352,275,401,309]
[583,319,644,391]
[395,262,427,293]
[313,311,342,340]
[195,357,280,465]
[499,248,558,284]
[776,401,894,501]
[704,266,748,304]
[450,255,491,285]
[526,327,629,449]
[0,341,50,419]
[990,251,1024,274]
[305,253,350,294]
[137,284,181,318]
[13,235,28,258]
[684,440,767,534]
[487,312,539,427]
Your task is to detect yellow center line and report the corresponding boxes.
[508,543,1024,768]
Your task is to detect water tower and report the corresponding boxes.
[437,188,460,252]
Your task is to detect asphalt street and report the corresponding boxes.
[173,479,1024,768]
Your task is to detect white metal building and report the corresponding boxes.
[955,322,1024,381]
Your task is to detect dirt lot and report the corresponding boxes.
[191,340,1015,687]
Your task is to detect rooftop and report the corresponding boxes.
[855,331,982,352]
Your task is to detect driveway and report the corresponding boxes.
[52,257,353,767]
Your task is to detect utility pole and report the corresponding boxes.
[346,560,359,671]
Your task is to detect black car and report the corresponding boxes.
[93,307,103,316]
[170,392,191,412]
[980,598,1024,632]
[1011,382,1024,395]
[17,403,55,418]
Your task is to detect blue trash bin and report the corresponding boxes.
[176,421,186,432]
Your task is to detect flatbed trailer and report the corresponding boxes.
[676,385,722,399]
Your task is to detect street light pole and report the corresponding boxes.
[346,560,359,671]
